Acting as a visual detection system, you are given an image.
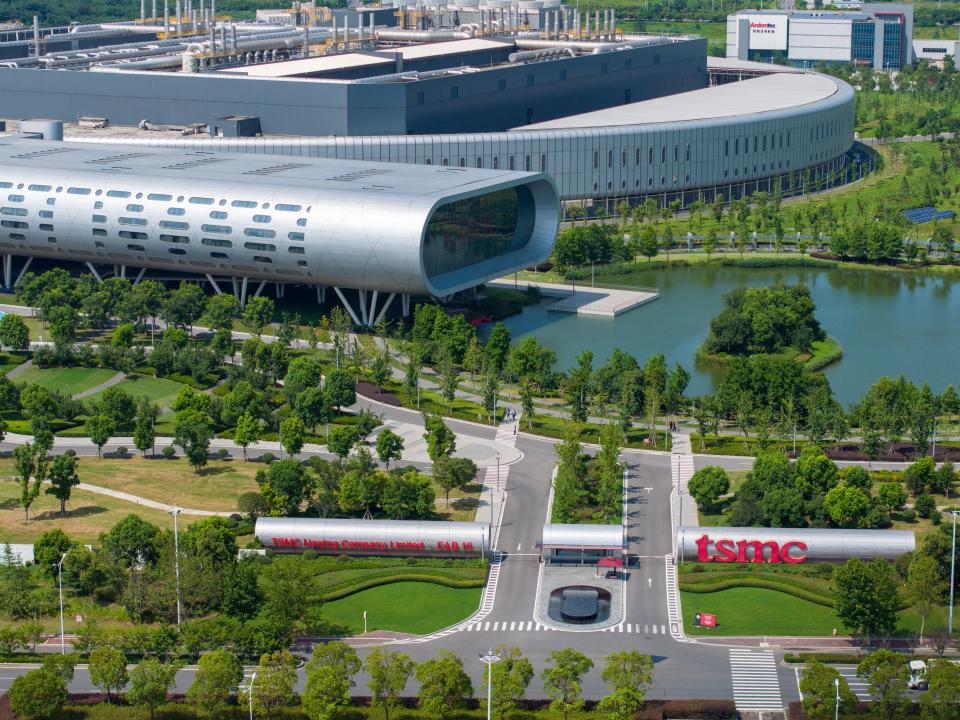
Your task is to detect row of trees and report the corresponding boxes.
[552,424,623,524]
[801,650,960,720]
[9,642,656,720]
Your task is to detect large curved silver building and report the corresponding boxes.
[0,138,558,309]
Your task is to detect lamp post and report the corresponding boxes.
[833,677,840,720]
[171,508,183,626]
[479,648,502,720]
[363,610,368,634]
[950,511,959,633]
[247,671,257,720]
[57,551,68,655]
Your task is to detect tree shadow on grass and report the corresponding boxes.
[33,505,108,522]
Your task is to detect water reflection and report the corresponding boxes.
[500,265,960,405]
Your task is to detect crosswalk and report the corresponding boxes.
[484,464,508,492]
[663,555,686,641]
[729,648,784,712]
[834,666,871,700]
[494,414,520,445]
[462,620,663,634]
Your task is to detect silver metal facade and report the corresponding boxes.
[678,526,916,563]
[255,517,490,557]
[541,523,624,550]
[0,139,559,296]
[64,70,855,202]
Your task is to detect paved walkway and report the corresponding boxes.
[487,278,658,317]
[71,481,231,516]
[671,430,698,529]
[72,371,125,400]
[5,358,31,379]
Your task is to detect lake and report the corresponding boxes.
[499,265,960,406]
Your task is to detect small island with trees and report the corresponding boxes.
[696,284,842,371]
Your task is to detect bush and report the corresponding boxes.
[635,699,738,719]
[784,652,864,664]
[816,562,833,577]
[915,494,936,519]
[216,448,229,459]
[302,550,318,560]
[259,452,275,464]
[115,446,127,457]
[161,446,176,459]
[901,508,917,522]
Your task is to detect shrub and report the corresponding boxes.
[259,452,275,464]
[915,494,936,519]
[901,508,917,522]
[816,562,833,577]
[115,446,128,456]
[216,448,229,459]
[161,446,176,459]
[302,550,318,560]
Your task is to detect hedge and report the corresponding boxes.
[784,652,928,665]
[679,577,836,608]
[318,572,486,602]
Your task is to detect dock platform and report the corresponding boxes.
[489,278,658,317]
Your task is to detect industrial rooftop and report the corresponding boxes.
[520,71,841,130]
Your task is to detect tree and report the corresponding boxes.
[435,456,477,506]
[283,357,323,405]
[279,416,306,458]
[40,654,77,685]
[484,323,511,377]
[233,412,260,460]
[102,513,161,567]
[905,456,936,497]
[375,429,404,468]
[33,529,72,578]
[687,466,729,511]
[127,659,177,719]
[365,648,415,720]
[480,645,533,720]
[799,660,857,720]
[7,669,67,720]
[638,225,658,261]
[843,465,872,491]
[89,646,129,702]
[243,650,298,720]
[877,482,907,512]
[906,555,945,642]
[920,658,960,720]
[541,648,594,720]
[303,642,360,720]
[84,415,114,459]
[14,444,40,524]
[133,403,158,457]
[242,296,275,336]
[20,383,56,420]
[325,369,356,411]
[857,649,909,720]
[45,453,79,515]
[423,414,456,463]
[833,558,900,638]
[161,282,206,331]
[823,485,871,528]
[794,445,839,499]
[220,560,262,620]
[174,409,213,473]
[204,294,239,332]
[48,305,78,348]
[597,650,653,720]
[415,649,473,719]
[0,312,30,350]
[327,425,359,459]
[257,459,311,516]
[187,649,243,719]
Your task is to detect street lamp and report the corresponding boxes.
[363,610,368,634]
[478,648,502,720]
[170,508,183,626]
[833,677,840,720]
[56,551,68,655]
[247,671,257,720]
[949,511,959,633]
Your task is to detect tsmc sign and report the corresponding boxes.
[695,534,807,564]
[678,526,915,564]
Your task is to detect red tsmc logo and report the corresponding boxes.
[695,534,808,564]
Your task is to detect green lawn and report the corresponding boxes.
[681,586,951,637]
[682,587,846,636]
[86,374,185,408]
[318,582,482,636]
[0,351,27,375]
[12,366,119,396]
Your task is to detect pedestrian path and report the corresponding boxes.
[671,430,698,528]
[664,555,686,641]
[729,648,784,713]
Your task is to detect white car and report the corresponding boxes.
[908,660,928,691]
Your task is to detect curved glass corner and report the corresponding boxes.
[423,186,535,280]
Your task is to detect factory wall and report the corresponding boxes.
[404,38,707,133]
[0,37,705,135]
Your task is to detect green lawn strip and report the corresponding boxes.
[0,351,28,375]
[12,366,119,395]
[801,337,844,371]
[682,587,848,636]
[317,581,482,635]
[679,574,835,608]
[85,375,186,408]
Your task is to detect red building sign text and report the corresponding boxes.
[695,534,808,564]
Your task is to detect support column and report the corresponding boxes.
[368,290,379,327]
[373,292,395,327]
[359,289,369,327]
[133,267,146,285]
[205,273,224,295]
[316,285,326,304]
[2,254,11,290]
[240,277,250,306]
[85,262,103,283]
[13,256,32,288]
[253,280,267,298]
[401,293,411,317]
[332,287,362,327]
[120,265,127,279]
[231,276,239,299]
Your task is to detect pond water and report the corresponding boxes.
[500,265,960,406]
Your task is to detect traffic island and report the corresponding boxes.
[534,564,625,631]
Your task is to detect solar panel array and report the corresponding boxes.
[902,206,957,224]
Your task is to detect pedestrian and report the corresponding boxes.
[513,425,517,436]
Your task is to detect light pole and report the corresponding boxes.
[171,508,183,626]
[950,511,959,633]
[833,677,840,720]
[247,671,257,720]
[479,648,502,720]
[363,610,368,634]
[57,551,68,655]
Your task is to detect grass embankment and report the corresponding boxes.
[12,366,120,396]
[84,375,186,408]
[694,336,843,372]
[319,582,482,635]
[679,564,948,636]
